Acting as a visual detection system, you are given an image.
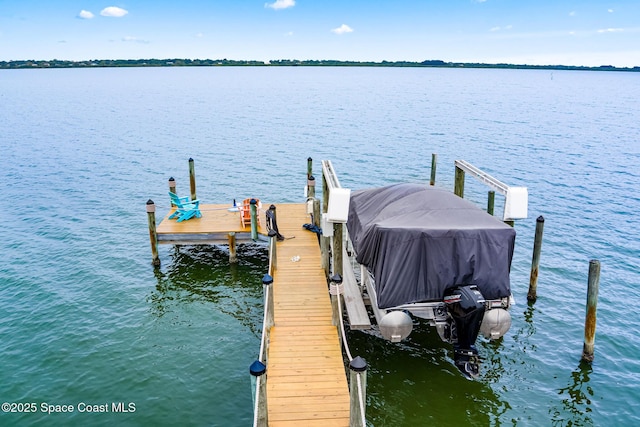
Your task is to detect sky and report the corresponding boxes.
[1,0,639,67]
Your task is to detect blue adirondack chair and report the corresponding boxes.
[168,192,202,222]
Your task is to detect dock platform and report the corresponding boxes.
[156,203,268,245]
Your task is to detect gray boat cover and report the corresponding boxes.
[347,183,515,309]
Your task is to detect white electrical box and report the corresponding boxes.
[504,187,528,221]
[327,188,350,223]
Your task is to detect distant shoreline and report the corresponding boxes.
[2,58,638,72]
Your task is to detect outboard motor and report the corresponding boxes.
[444,285,486,379]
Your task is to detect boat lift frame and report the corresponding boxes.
[454,159,528,221]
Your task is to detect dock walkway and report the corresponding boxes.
[155,202,350,426]
[267,204,350,426]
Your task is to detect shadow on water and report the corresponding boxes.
[147,243,267,336]
[347,318,509,426]
[550,361,594,427]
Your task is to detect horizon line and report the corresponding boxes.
[2,58,639,70]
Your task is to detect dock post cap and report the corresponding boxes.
[269,204,276,210]
[168,176,175,182]
[537,215,545,222]
[262,274,273,285]
[330,274,343,284]
[188,157,194,162]
[307,156,312,161]
[308,175,316,186]
[349,356,367,372]
[250,198,257,205]
[249,360,266,376]
[146,199,155,212]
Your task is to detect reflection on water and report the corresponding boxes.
[347,318,509,426]
[551,362,594,426]
[513,303,538,352]
[148,244,267,335]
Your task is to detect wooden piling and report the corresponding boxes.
[487,190,495,215]
[250,198,258,240]
[168,177,176,205]
[312,198,321,229]
[250,360,268,426]
[330,273,343,329]
[349,356,367,427]
[228,232,237,263]
[321,231,330,277]
[582,260,601,363]
[430,153,437,186]
[333,223,343,277]
[146,200,160,266]
[188,157,197,201]
[454,165,465,198]
[307,175,316,199]
[321,172,330,277]
[527,216,545,302]
[268,230,278,273]
[306,158,313,196]
[263,274,274,330]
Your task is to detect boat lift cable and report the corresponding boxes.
[258,284,270,364]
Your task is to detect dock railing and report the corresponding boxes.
[250,232,277,427]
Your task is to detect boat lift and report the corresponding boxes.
[455,159,528,221]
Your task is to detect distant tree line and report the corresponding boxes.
[1,58,638,72]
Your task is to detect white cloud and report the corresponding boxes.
[490,25,512,32]
[122,36,149,43]
[608,9,614,13]
[265,0,295,10]
[569,11,576,17]
[195,32,204,38]
[285,31,294,36]
[331,24,354,35]
[101,7,128,18]
[597,28,624,33]
[78,10,94,19]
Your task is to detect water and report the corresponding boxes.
[1,66,639,426]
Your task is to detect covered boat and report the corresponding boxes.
[348,183,515,308]
[346,183,516,377]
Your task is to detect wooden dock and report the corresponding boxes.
[266,204,350,426]
[154,202,350,426]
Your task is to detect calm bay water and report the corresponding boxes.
[1,66,639,426]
